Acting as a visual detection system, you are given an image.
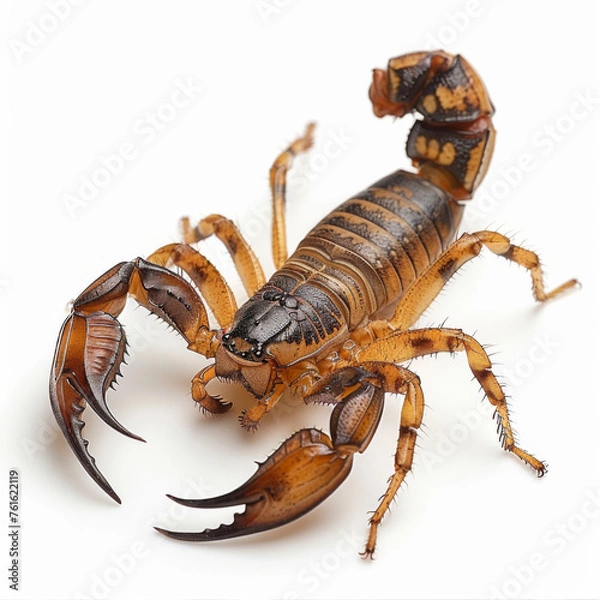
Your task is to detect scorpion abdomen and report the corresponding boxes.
[272,169,463,331]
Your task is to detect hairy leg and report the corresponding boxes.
[181,215,266,297]
[270,123,316,269]
[359,327,546,475]
[389,230,578,331]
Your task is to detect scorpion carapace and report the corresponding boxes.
[50,50,578,556]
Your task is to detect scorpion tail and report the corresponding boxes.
[155,429,353,541]
[370,50,495,200]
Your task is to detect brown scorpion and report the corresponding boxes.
[50,50,578,557]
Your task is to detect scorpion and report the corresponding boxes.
[50,50,578,557]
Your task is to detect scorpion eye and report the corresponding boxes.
[284,296,298,309]
[222,333,231,342]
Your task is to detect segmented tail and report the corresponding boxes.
[370,50,495,200]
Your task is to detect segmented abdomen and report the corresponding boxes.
[271,170,463,330]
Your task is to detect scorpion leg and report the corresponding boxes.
[389,230,579,331]
[359,327,547,476]
[237,359,322,431]
[180,215,266,297]
[191,364,232,415]
[237,379,286,431]
[50,258,218,502]
[270,122,316,270]
[358,362,424,558]
[155,366,385,542]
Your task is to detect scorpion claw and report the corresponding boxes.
[51,376,123,504]
[50,311,139,502]
[158,428,353,541]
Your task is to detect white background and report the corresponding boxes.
[2,1,599,599]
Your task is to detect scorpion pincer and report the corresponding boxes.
[50,50,578,557]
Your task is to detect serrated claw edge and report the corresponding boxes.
[50,312,135,503]
[157,429,353,541]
